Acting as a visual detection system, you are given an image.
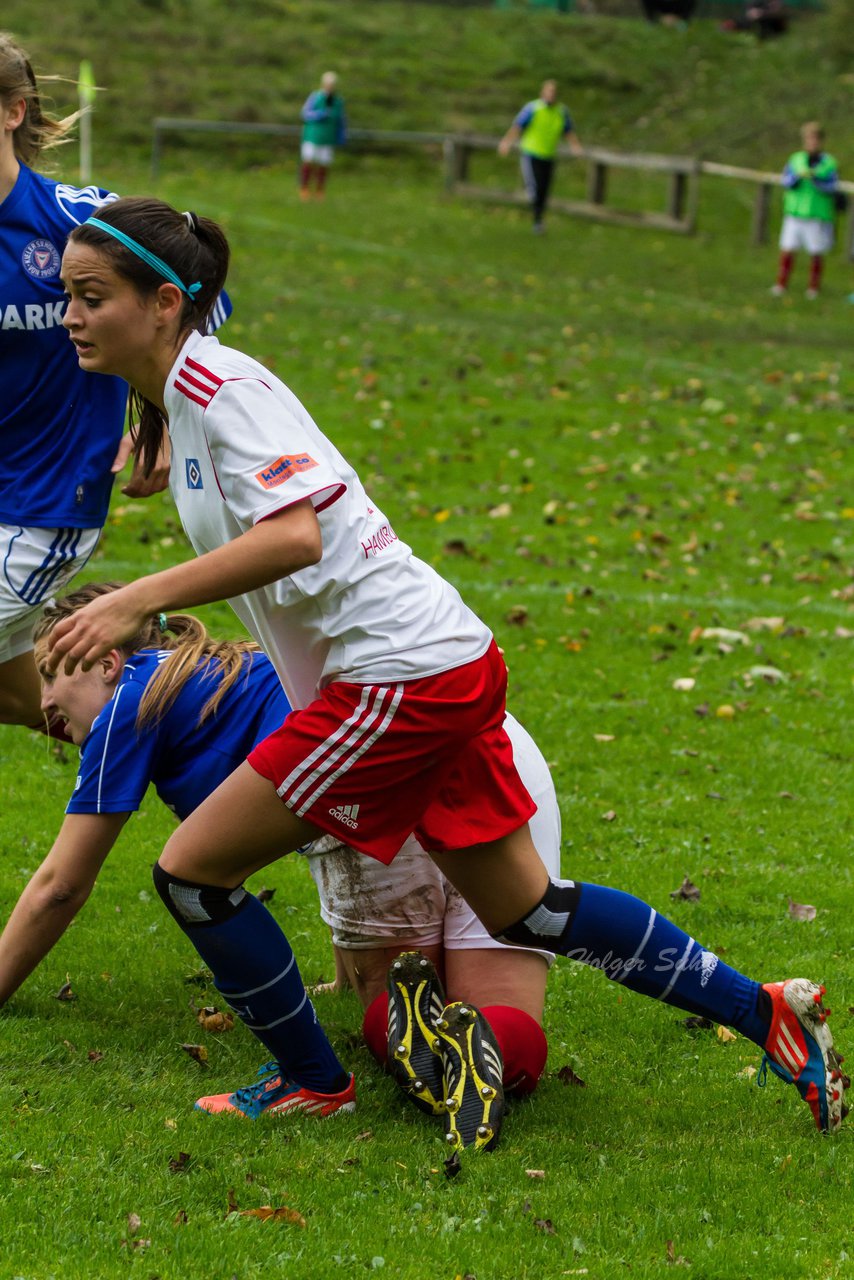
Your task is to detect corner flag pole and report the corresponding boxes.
[78,60,96,185]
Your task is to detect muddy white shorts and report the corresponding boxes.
[302,714,561,964]
[0,523,100,663]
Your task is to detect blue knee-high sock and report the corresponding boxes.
[153,866,348,1092]
[499,880,770,1046]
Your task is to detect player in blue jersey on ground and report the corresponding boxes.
[0,34,228,734]
[0,582,559,1147]
[47,195,847,1142]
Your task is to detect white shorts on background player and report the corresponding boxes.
[779,215,834,255]
[0,523,100,663]
[300,141,335,166]
[303,714,561,963]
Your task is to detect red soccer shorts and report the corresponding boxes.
[247,641,536,863]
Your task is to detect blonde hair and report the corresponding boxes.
[801,121,824,144]
[0,32,78,166]
[33,582,262,731]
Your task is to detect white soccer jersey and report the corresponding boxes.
[164,333,491,708]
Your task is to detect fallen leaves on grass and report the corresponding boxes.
[672,677,695,691]
[180,1043,209,1066]
[168,1152,191,1173]
[256,887,276,904]
[54,978,75,1002]
[666,1240,690,1266]
[443,1151,462,1179]
[670,877,700,902]
[534,1218,556,1235]
[505,604,528,626]
[601,809,617,822]
[87,1050,104,1062]
[717,1026,738,1044]
[196,1006,235,1033]
[556,1065,587,1088]
[787,899,817,923]
[526,1169,546,1179]
[239,1205,306,1227]
[173,1209,188,1226]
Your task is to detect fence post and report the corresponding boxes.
[752,182,774,245]
[587,159,607,205]
[444,136,471,190]
[668,169,687,221]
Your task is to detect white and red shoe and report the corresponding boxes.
[195,1062,356,1119]
[759,980,849,1132]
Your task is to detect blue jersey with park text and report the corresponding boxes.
[66,648,290,820]
[0,165,128,528]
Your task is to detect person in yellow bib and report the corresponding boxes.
[498,80,582,233]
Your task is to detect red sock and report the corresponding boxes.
[777,251,795,288]
[315,165,328,193]
[299,163,312,189]
[808,255,823,291]
[480,1005,548,1096]
[362,992,389,1067]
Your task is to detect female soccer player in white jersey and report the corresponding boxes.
[48,196,847,1140]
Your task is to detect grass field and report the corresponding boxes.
[2,7,854,1278]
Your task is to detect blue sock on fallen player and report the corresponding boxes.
[153,864,349,1092]
[498,880,770,1045]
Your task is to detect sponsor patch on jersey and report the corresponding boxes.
[256,454,318,490]
[22,238,61,280]
[185,458,204,490]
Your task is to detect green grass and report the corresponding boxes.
[2,22,854,1280]
[5,0,854,170]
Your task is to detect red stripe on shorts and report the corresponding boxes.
[277,682,404,817]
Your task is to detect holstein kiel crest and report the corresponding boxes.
[22,239,61,280]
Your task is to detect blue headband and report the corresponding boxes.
[85,217,201,299]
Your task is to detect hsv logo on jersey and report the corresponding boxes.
[185,458,204,490]
[255,454,318,490]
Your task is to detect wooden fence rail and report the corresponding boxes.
[151,117,854,247]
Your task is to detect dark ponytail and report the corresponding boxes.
[68,196,230,477]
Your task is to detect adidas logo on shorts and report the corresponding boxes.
[329,803,360,830]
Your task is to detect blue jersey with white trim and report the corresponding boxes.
[0,164,128,529]
[66,647,289,820]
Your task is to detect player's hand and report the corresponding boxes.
[498,139,511,157]
[122,432,172,497]
[45,585,152,675]
[110,432,134,476]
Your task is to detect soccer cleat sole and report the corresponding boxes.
[386,951,446,1116]
[435,1002,505,1153]
[762,980,849,1133]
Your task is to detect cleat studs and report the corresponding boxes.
[445,1131,458,1145]
[446,1097,458,1112]
[476,1125,492,1139]
[432,1038,442,1052]
[480,1085,495,1099]
[419,958,429,968]
[820,985,826,995]
[394,1043,408,1059]
[412,1078,424,1091]
[436,1019,448,1032]
[813,992,822,1004]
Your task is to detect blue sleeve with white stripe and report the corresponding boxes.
[66,682,157,814]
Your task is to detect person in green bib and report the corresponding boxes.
[299,71,347,202]
[772,122,840,299]
[498,80,582,234]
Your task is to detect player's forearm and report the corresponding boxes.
[0,875,91,1006]
[128,510,321,614]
